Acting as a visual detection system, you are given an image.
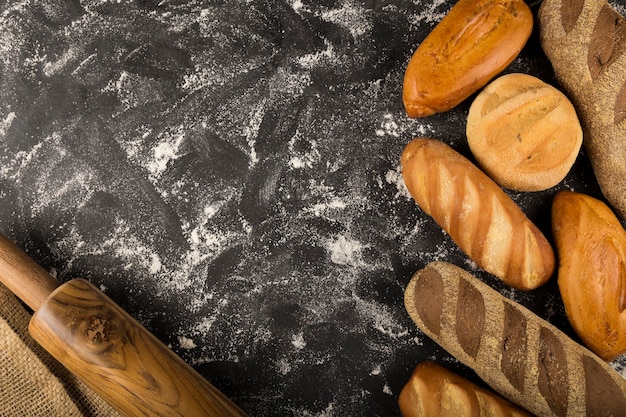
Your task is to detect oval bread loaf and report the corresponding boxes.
[403,0,533,118]
[404,261,626,417]
[552,190,626,361]
[539,0,626,218]
[467,73,583,192]
[401,138,555,290]
[399,362,532,417]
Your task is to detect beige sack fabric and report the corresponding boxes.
[0,282,120,416]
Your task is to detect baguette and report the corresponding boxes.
[403,0,533,118]
[401,138,555,290]
[404,261,626,417]
[539,0,626,219]
[552,190,626,361]
[399,362,532,417]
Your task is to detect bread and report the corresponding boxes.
[466,73,583,192]
[404,261,626,417]
[552,190,626,361]
[403,0,532,118]
[400,138,555,290]
[398,362,532,417]
[539,0,626,218]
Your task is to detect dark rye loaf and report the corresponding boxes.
[539,0,626,219]
[404,261,626,417]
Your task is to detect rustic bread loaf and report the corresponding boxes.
[403,0,533,118]
[466,73,583,192]
[399,361,532,417]
[539,0,626,218]
[401,138,555,290]
[404,261,626,417]
[552,190,626,361]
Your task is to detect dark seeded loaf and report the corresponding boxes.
[404,261,626,417]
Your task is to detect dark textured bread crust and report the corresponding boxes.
[399,362,532,417]
[404,261,626,417]
[401,138,555,290]
[539,0,626,219]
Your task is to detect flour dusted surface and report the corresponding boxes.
[0,0,616,416]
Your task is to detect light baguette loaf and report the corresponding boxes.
[552,190,626,361]
[539,0,626,219]
[399,361,532,417]
[404,261,626,417]
[401,138,555,290]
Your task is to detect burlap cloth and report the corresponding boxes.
[0,282,121,416]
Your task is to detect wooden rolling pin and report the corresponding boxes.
[0,231,248,417]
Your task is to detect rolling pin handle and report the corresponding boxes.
[0,232,59,311]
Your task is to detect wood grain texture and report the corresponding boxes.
[404,262,626,417]
[0,232,59,312]
[29,278,248,417]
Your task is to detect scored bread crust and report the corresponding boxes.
[401,138,555,290]
[402,0,533,118]
[466,73,583,192]
[399,362,532,417]
[404,261,626,417]
[552,190,626,361]
[539,0,626,218]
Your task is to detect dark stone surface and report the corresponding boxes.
[0,0,623,415]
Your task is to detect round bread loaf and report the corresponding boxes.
[466,73,583,191]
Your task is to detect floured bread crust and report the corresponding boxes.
[466,73,583,192]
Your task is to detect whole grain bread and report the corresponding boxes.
[405,261,626,417]
[539,0,626,219]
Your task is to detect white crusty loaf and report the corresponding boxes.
[399,361,532,417]
[401,138,555,290]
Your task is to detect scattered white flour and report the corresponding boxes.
[375,113,400,137]
[409,0,448,26]
[147,125,186,180]
[1,2,594,416]
[289,132,320,169]
[244,101,266,168]
[276,358,292,375]
[385,164,412,200]
[178,335,197,350]
[326,234,365,267]
[304,198,347,217]
[0,112,16,137]
[291,332,306,350]
[298,38,337,69]
[320,1,372,40]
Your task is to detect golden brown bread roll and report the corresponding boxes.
[403,0,533,118]
[404,261,626,417]
[399,362,532,417]
[401,138,555,290]
[552,190,626,361]
[539,0,626,218]
[466,73,583,192]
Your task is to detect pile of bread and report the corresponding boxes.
[398,0,626,415]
